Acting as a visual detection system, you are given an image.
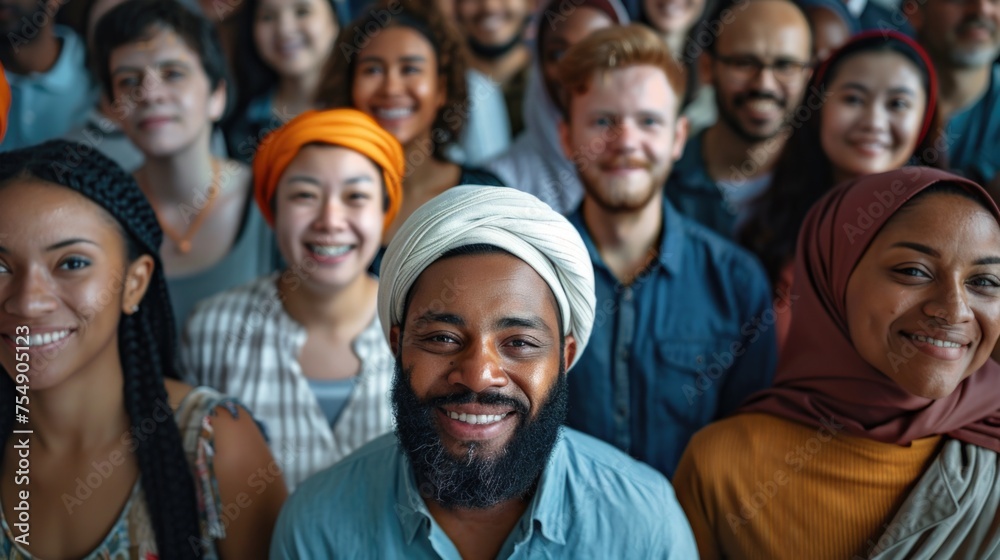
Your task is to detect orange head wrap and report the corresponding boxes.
[0,63,10,143]
[253,108,405,233]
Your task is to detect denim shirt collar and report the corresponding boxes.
[394,434,571,548]
[670,131,720,197]
[568,196,685,278]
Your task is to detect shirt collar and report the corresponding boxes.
[8,26,88,92]
[568,196,684,278]
[670,131,718,195]
[393,434,572,547]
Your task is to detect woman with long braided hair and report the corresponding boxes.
[0,140,286,559]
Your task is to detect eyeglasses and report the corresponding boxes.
[711,53,812,82]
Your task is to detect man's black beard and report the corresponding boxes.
[465,17,529,61]
[391,358,568,510]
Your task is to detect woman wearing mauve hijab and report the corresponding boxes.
[674,167,1000,560]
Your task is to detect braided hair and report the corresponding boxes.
[0,140,202,558]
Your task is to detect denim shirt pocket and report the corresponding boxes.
[654,337,740,430]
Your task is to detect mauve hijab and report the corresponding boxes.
[741,167,1000,452]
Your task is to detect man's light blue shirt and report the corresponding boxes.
[3,26,96,151]
[270,428,698,559]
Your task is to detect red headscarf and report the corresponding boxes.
[742,167,1000,452]
[253,108,405,233]
[0,63,10,144]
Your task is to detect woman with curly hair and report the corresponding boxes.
[316,0,504,246]
[0,140,286,559]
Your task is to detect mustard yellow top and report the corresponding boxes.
[673,412,943,560]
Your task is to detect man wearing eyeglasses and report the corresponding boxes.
[666,0,813,238]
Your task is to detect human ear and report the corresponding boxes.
[122,254,154,315]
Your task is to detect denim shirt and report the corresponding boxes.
[270,429,698,559]
[945,64,1000,185]
[665,131,739,238]
[565,196,777,479]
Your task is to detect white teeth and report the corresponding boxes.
[910,334,962,349]
[28,330,71,347]
[746,100,778,111]
[376,108,413,120]
[447,411,507,425]
[309,244,352,257]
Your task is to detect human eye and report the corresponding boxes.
[969,274,1000,289]
[593,116,612,127]
[295,5,312,17]
[772,59,803,75]
[58,256,92,271]
[888,96,912,111]
[401,64,423,75]
[640,115,663,127]
[0,261,9,274]
[163,68,186,81]
[115,74,140,90]
[358,63,382,76]
[893,266,929,280]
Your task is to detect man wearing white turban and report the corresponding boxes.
[270,186,698,559]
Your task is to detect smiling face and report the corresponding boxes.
[540,6,615,108]
[253,0,338,80]
[561,64,688,213]
[709,0,812,143]
[0,179,152,391]
[820,51,927,182]
[273,144,385,293]
[109,26,227,159]
[389,251,577,508]
[845,191,1000,400]
[643,0,705,37]
[912,0,1000,69]
[456,0,529,50]
[351,26,446,148]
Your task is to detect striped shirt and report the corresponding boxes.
[179,273,395,491]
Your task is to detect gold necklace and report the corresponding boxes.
[145,159,224,255]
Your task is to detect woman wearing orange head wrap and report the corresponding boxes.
[180,108,405,490]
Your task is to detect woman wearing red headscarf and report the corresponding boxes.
[675,167,1000,559]
[741,31,944,352]
[180,108,405,491]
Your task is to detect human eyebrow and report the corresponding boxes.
[344,175,376,185]
[46,238,99,251]
[413,312,465,327]
[495,315,552,335]
[285,175,323,186]
[890,241,940,258]
[974,256,1000,265]
[887,86,917,97]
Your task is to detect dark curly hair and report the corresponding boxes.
[0,140,203,559]
[315,0,468,159]
[739,31,946,289]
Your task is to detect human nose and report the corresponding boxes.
[378,67,404,97]
[860,100,889,132]
[2,266,58,319]
[923,278,974,325]
[312,196,348,232]
[610,118,640,153]
[139,69,168,104]
[446,339,510,394]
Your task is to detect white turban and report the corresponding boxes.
[378,186,596,370]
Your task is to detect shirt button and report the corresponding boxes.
[622,287,633,301]
[23,110,35,124]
